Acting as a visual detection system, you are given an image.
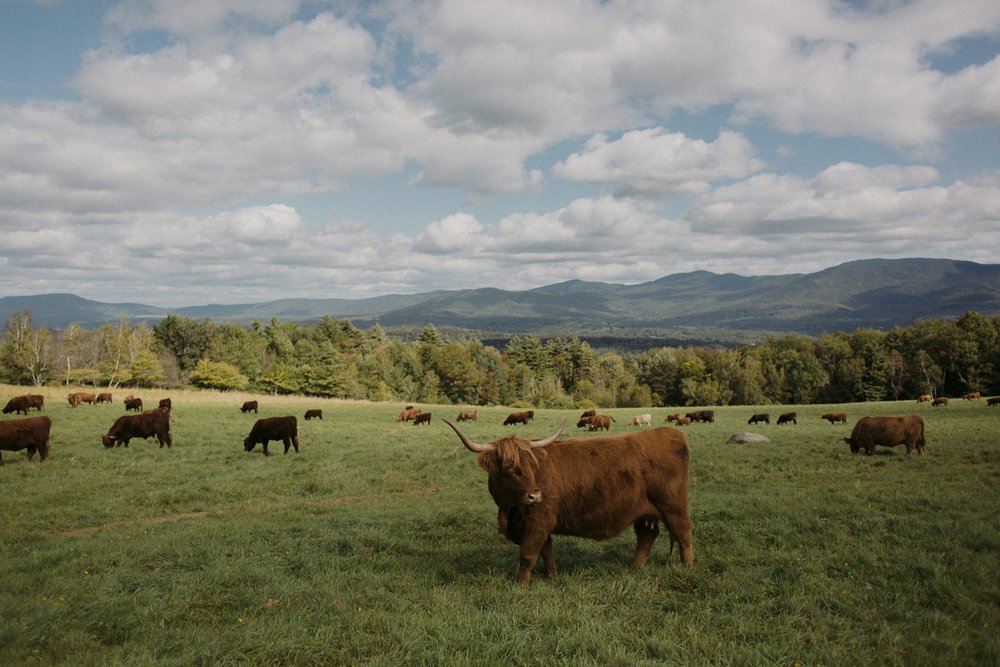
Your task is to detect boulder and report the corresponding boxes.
[727,432,770,444]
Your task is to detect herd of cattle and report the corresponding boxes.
[0,392,329,463]
[0,388,995,581]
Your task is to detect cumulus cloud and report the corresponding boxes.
[554,128,765,195]
[0,1,998,306]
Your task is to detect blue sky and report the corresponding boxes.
[1,0,999,307]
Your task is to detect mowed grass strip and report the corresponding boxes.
[1,387,998,665]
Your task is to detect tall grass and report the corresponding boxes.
[1,386,998,665]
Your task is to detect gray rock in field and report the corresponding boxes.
[727,431,770,444]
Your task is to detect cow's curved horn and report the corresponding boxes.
[529,421,565,448]
[442,418,495,453]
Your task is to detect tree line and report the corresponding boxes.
[2,309,998,407]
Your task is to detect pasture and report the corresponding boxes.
[1,386,998,665]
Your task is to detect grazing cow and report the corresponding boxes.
[102,410,172,449]
[588,414,615,431]
[241,400,258,414]
[503,411,534,426]
[777,412,797,425]
[158,398,172,411]
[456,409,478,422]
[576,416,593,429]
[26,394,44,411]
[124,396,143,412]
[304,409,323,420]
[628,414,652,427]
[685,410,715,423]
[988,397,1000,407]
[916,394,933,403]
[413,412,432,426]
[0,416,51,465]
[579,409,597,419]
[664,413,681,424]
[68,392,97,407]
[443,419,693,583]
[244,416,298,456]
[932,397,949,407]
[821,412,848,424]
[395,407,422,422]
[675,417,692,426]
[843,415,925,456]
[96,392,113,404]
[963,391,981,400]
[747,413,770,425]
[2,395,31,415]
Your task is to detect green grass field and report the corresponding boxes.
[1,386,998,665]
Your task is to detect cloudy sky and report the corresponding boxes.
[2,0,999,307]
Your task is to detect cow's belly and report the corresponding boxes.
[552,498,659,540]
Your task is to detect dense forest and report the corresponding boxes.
[1,309,998,407]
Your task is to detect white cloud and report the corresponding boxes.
[554,128,765,195]
[223,205,302,243]
[0,1,999,307]
[414,213,484,254]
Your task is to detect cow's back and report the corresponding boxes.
[252,416,297,438]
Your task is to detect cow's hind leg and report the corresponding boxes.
[658,506,694,567]
[632,516,660,566]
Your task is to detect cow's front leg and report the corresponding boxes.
[539,536,557,578]
[516,530,552,584]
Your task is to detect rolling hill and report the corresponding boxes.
[2,258,999,341]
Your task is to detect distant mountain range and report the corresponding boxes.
[3,258,999,343]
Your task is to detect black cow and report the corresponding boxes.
[102,409,172,448]
[0,416,51,464]
[2,395,31,415]
[304,409,323,420]
[685,410,715,423]
[241,400,258,414]
[777,412,797,425]
[244,416,299,456]
[503,411,534,426]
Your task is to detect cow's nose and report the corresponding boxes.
[526,491,542,504]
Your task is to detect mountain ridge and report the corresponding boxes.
[2,258,999,339]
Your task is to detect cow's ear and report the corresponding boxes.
[476,450,499,474]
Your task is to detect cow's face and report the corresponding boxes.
[243,438,255,452]
[101,435,116,448]
[480,439,545,506]
[843,437,860,454]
